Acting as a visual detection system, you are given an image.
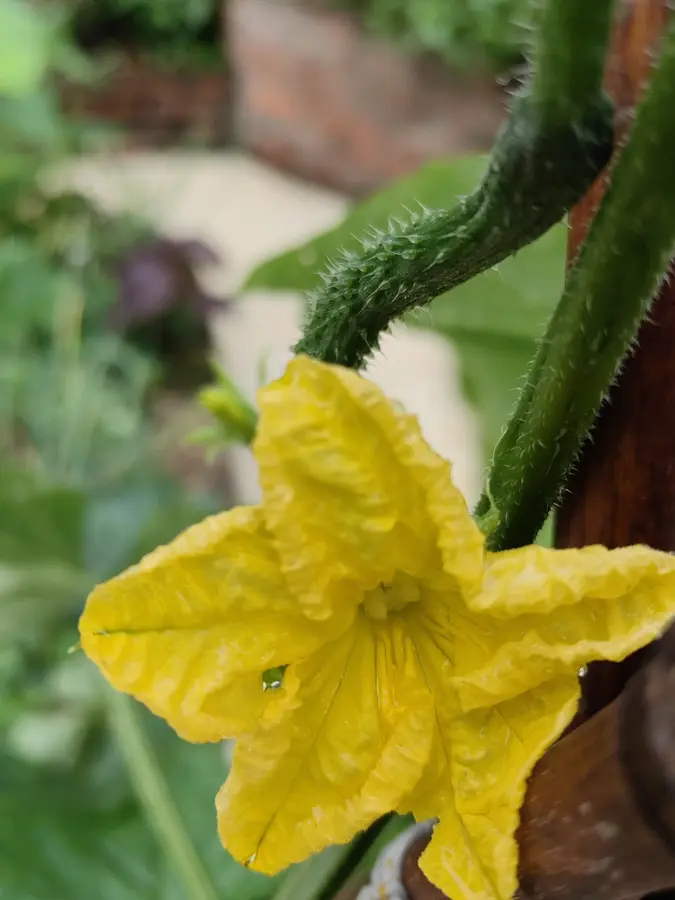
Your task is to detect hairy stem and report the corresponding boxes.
[476,17,675,551]
[294,0,617,369]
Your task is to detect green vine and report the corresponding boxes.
[294,0,616,368]
[476,13,675,551]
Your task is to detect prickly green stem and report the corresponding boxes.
[477,17,675,552]
[294,0,617,369]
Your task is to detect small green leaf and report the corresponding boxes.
[198,362,258,446]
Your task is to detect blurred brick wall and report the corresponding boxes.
[59,56,231,148]
[226,0,508,195]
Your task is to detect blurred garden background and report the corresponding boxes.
[0,0,565,897]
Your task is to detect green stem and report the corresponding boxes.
[476,17,675,552]
[106,690,219,900]
[294,0,616,369]
[530,0,616,124]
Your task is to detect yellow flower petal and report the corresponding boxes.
[217,614,434,873]
[474,543,675,616]
[79,506,352,741]
[397,595,495,899]
[254,356,484,618]
[401,545,675,900]
[398,585,585,900]
[452,544,675,711]
[418,676,579,900]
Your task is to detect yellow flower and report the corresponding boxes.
[79,356,675,900]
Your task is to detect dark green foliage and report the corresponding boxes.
[70,0,222,67]
[341,0,534,71]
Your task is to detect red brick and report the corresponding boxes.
[227,0,508,195]
[57,55,230,148]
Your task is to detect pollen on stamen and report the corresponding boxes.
[362,572,423,619]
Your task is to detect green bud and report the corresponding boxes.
[196,364,258,447]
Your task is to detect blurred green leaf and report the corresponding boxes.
[0,239,63,339]
[0,710,283,900]
[148,715,282,900]
[0,563,91,644]
[0,0,52,95]
[0,471,86,567]
[0,90,65,152]
[422,221,564,456]
[449,332,530,456]
[0,463,214,641]
[84,472,216,580]
[0,4,251,886]
[0,749,154,900]
[271,848,348,900]
[351,0,532,70]
[423,225,565,341]
[15,336,157,486]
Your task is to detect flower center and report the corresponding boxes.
[362,571,422,620]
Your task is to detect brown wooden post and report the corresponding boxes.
[557,0,674,719]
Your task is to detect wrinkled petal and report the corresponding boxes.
[395,581,472,820]
[473,544,675,617]
[399,586,581,900]
[452,544,675,711]
[217,614,433,872]
[418,677,579,900]
[79,506,352,741]
[254,356,484,618]
[398,596,490,898]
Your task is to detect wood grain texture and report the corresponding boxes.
[557,0,674,718]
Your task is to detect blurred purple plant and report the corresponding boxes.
[109,237,228,332]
